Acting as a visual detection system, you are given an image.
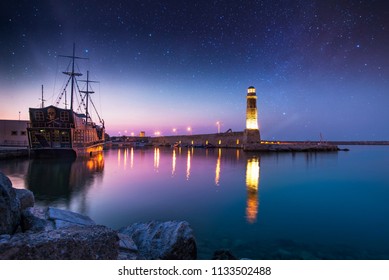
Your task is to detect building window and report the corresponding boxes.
[236,139,240,145]
[218,140,222,145]
[11,131,18,136]
[60,111,69,122]
[21,131,27,136]
[35,111,44,121]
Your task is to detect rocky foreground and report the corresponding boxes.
[0,172,197,260]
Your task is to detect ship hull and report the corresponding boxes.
[32,142,104,158]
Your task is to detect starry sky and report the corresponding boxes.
[1,0,388,140]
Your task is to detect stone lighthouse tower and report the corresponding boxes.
[243,86,261,145]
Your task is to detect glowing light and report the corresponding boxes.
[246,86,259,130]
[154,131,161,136]
[216,121,220,133]
[117,149,121,167]
[245,157,260,223]
[218,139,221,145]
[172,128,177,134]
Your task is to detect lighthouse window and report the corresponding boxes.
[60,111,69,122]
[35,111,44,121]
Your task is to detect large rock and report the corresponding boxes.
[0,225,119,260]
[0,172,21,234]
[119,221,197,260]
[21,207,96,233]
[14,189,34,211]
[20,207,55,233]
[47,207,96,228]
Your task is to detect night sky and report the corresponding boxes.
[1,0,388,140]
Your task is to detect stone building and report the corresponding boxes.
[0,120,29,146]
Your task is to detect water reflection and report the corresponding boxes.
[172,148,176,176]
[186,149,191,180]
[245,157,260,223]
[26,154,104,208]
[215,148,221,186]
[130,147,134,168]
[154,147,160,171]
[2,146,387,259]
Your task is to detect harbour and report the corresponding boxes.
[1,145,389,259]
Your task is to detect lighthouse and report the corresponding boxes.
[244,86,261,144]
[246,86,258,130]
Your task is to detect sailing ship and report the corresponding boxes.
[27,45,105,158]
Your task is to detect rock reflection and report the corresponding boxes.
[245,157,260,223]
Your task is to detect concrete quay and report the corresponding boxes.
[0,146,31,159]
[243,142,341,152]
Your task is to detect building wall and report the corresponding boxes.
[0,120,29,146]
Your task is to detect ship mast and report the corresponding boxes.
[59,43,87,111]
[79,71,98,124]
[39,84,46,108]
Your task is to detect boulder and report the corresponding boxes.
[117,233,140,260]
[21,207,96,233]
[119,221,197,260]
[14,189,34,210]
[20,207,55,233]
[0,225,119,260]
[47,207,96,227]
[212,249,237,260]
[0,172,21,234]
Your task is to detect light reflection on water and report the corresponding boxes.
[1,146,389,259]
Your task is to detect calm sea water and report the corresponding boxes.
[1,146,389,259]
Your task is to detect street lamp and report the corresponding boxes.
[216,121,220,133]
[187,127,192,135]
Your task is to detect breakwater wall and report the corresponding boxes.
[151,131,245,148]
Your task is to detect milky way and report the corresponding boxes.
[1,0,388,140]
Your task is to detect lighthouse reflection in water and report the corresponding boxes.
[245,157,260,223]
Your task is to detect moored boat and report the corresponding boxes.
[27,45,105,158]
